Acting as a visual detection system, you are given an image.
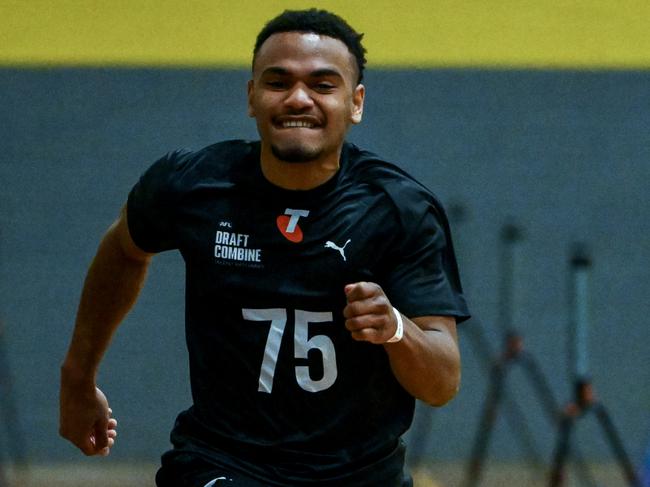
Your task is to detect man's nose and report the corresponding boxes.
[284,85,314,110]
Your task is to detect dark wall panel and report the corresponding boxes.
[1,68,648,465]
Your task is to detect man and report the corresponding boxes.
[60,8,469,487]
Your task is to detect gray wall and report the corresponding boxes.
[1,68,649,467]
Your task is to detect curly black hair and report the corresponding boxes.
[253,9,367,84]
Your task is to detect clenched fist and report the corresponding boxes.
[343,282,402,344]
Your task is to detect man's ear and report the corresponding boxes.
[247,79,255,118]
[351,84,365,124]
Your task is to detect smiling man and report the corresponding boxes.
[249,30,364,173]
[59,9,469,487]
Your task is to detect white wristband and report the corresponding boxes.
[386,307,404,343]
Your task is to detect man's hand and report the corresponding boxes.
[59,379,117,456]
[343,282,399,344]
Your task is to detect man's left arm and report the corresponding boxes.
[343,281,460,406]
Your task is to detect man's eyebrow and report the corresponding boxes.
[261,67,290,76]
[260,67,344,79]
[309,68,344,79]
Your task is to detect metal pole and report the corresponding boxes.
[569,248,591,382]
[497,223,522,337]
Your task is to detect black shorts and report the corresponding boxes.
[156,450,268,487]
[155,447,413,487]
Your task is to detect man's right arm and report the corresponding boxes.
[59,205,154,455]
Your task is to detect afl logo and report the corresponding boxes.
[277,208,309,243]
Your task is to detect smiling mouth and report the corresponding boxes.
[279,120,316,129]
[274,116,321,129]
[281,120,315,128]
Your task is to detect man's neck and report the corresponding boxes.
[259,146,342,191]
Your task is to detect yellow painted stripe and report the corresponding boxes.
[1,0,649,68]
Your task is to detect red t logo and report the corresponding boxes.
[277,209,309,243]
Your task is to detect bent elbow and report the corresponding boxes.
[423,369,461,407]
[427,383,460,407]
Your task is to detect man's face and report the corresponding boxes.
[248,32,365,164]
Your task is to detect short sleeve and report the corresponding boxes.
[381,198,470,322]
[127,150,187,253]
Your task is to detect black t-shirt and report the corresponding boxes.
[127,140,470,484]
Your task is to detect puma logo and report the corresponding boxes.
[324,239,351,261]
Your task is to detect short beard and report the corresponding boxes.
[271,144,320,163]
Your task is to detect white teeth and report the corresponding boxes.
[282,121,314,128]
